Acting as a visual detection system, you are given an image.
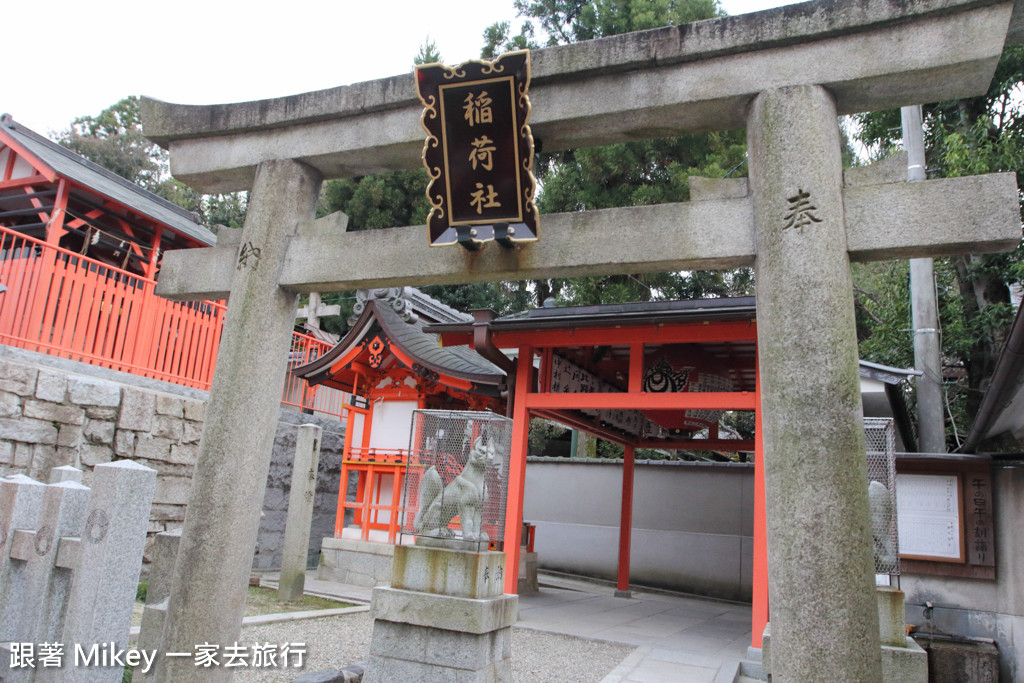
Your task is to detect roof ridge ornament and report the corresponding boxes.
[348,287,419,327]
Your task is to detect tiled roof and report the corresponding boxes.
[0,114,216,246]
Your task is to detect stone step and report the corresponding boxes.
[739,659,766,680]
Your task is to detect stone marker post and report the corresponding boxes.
[279,423,323,601]
[61,460,157,683]
[0,475,46,637]
[748,85,883,682]
[155,159,322,682]
[31,480,91,646]
[137,527,183,676]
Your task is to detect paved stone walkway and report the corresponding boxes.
[518,575,755,683]
[261,571,761,682]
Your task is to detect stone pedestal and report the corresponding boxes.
[363,545,517,683]
[518,550,538,594]
[317,536,396,587]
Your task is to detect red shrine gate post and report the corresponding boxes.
[434,312,768,646]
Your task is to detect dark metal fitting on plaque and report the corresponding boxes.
[494,223,515,249]
[457,226,483,251]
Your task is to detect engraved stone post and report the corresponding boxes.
[0,475,46,639]
[0,476,89,683]
[137,528,182,676]
[61,460,156,683]
[155,159,323,682]
[31,480,91,645]
[279,423,323,601]
[748,85,882,682]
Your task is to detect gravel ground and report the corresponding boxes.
[232,611,633,683]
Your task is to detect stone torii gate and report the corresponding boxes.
[142,0,1023,680]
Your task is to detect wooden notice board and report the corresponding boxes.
[896,473,964,562]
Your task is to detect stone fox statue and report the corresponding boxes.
[414,435,495,541]
[868,479,898,567]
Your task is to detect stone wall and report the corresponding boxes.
[0,354,204,526]
[0,345,344,574]
[253,411,345,570]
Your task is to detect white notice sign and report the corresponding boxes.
[896,473,962,560]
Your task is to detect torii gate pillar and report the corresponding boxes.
[154,159,322,681]
[749,85,882,681]
[141,3,1023,679]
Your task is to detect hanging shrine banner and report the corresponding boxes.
[415,50,538,249]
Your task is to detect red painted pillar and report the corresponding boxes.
[617,444,636,595]
[145,226,164,279]
[752,363,769,648]
[46,179,69,245]
[335,404,359,538]
[502,346,532,595]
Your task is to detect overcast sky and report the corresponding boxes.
[4,0,790,137]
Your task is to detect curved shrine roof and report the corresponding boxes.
[292,289,506,395]
[0,115,216,246]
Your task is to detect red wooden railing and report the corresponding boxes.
[0,224,345,419]
[283,332,348,419]
[0,225,225,389]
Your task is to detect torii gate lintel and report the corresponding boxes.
[143,1,1024,680]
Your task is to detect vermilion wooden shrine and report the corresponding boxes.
[294,291,769,644]
[0,115,335,408]
[294,288,506,544]
[0,114,220,385]
[429,297,770,646]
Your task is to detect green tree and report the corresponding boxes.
[481,20,541,58]
[59,96,164,189]
[853,44,1024,446]
[57,96,247,231]
[416,37,443,65]
[489,0,750,307]
[512,0,720,44]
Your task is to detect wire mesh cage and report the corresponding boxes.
[400,410,513,550]
[865,417,899,576]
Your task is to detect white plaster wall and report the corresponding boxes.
[524,458,754,602]
[368,399,417,450]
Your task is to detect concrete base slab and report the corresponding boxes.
[318,537,395,588]
[881,637,928,683]
[518,550,538,594]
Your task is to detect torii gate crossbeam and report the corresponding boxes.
[143,1,1023,680]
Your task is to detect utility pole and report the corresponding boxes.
[903,105,946,453]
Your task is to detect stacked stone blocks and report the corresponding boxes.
[0,353,345,574]
[365,545,517,682]
[0,359,205,539]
